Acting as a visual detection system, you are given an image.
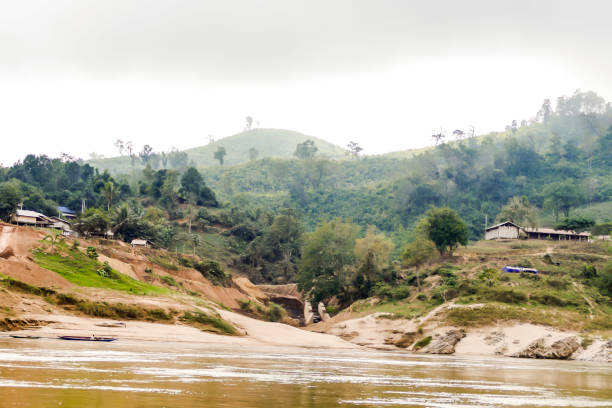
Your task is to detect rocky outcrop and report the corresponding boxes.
[303,302,314,326]
[587,340,612,363]
[422,329,466,354]
[318,302,331,322]
[512,336,580,359]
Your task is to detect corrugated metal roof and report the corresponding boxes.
[524,227,590,236]
[16,209,46,218]
[485,221,521,231]
[58,206,76,214]
[131,239,148,245]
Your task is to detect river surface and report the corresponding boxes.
[0,337,610,408]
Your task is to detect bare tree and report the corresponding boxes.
[346,141,363,158]
[431,128,446,145]
[115,139,125,156]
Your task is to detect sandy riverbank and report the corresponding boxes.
[6,310,356,349]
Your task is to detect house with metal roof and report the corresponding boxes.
[57,206,77,220]
[11,209,53,227]
[485,221,590,241]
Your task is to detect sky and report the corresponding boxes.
[1,0,611,166]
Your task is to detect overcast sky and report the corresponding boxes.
[1,0,611,165]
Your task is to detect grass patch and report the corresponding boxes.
[180,311,237,335]
[413,336,432,350]
[33,249,169,295]
[444,303,596,330]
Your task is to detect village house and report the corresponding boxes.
[485,221,590,242]
[11,209,53,227]
[131,239,149,248]
[57,206,77,220]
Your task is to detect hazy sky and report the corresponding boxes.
[1,0,611,165]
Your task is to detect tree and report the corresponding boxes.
[75,209,110,236]
[294,140,318,160]
[556,216,595,233]
[0,182,22,222]
[214,147,227,165]
[248,147,259,161]
[296,219,360,303]
[125,141,136,166]
[537,98,552,123]
[543,180,584,218]
[432,129,446,145]
[346,141,363,159]
[114,139,125,156]
[101,182,116,211]
[418,207,468,256]
[354,226,393,277]
[139,145,154,164]
[495,196,539,228]
[245,116,253,131]
[402,237,437,292]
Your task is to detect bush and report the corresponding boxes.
[582,264,597,279]
[413,336,432,350]
[144,267,153,274]
[267,302,284,322]
[86,247,98,259]
[391,285,411,300]
[416,293,427,301]
[546,277,570,289]
[194,260,231,287]
[372,283,393,299]
[181,311,236,335]
[178,257,193,267]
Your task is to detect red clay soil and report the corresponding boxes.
[0,224,73,289]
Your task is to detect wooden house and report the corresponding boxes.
[484,221,523,240]
[11,210,53,227]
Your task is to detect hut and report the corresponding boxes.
[484,221,523,240]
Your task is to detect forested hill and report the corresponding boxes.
[201,90,612,239]
[88,129,346,174]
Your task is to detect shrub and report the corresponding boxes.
[546,277,570,289]
[86,247,98,259]
[413,336,432,350]
[181,311,236,335]
[144,267,153,274]
[178,257,193,267]
[542,254,553,264]
[416,293,427,301]
[582,264,597,279]
[97,262,115,278]
[372,283,393,299]
[391,285,411,300]
[160,275,178,287]
[72,240,80,249]
[267,302,284,322]
[194,260,231,287]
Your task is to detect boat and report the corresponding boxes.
[10,335,41,339]
[58,336,117,342]
[95,322,126,328]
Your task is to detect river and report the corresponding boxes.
[0,337,610,407]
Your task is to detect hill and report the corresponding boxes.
[88,128,346,174]
[185,128,346,167]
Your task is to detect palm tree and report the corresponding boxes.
[101,182,116,211]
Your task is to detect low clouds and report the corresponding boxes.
[0,1,611,165]
[1,0,610,80]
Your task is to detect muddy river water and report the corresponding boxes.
[0,337,610,407]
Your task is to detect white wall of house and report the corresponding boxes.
[485,225,519,240]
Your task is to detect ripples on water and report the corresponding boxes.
[0,338,610,407]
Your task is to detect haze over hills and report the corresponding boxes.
[88,129,347,174]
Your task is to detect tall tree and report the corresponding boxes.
[101,182,116,211]
[417,207,468,256]
[0,182,22,222]
[139,145,154,164]
[346,141,363,159]
[214,147,227,165]
[294,140,318,160]
[297,219,360,303]
[245,116,253,131]
[248,147,259,161]
[495,196,539,228]
[401,237,437,292]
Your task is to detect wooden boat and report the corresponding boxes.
[58,336,117,342]
[10,335,41,339]
[95,322,126,328]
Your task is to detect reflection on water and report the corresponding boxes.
[0,337,610,407]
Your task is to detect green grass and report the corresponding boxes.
[33,249,170,295]
[180,310,237,335]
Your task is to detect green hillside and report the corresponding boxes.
[88,129,346,174]
[185,129,346,167]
